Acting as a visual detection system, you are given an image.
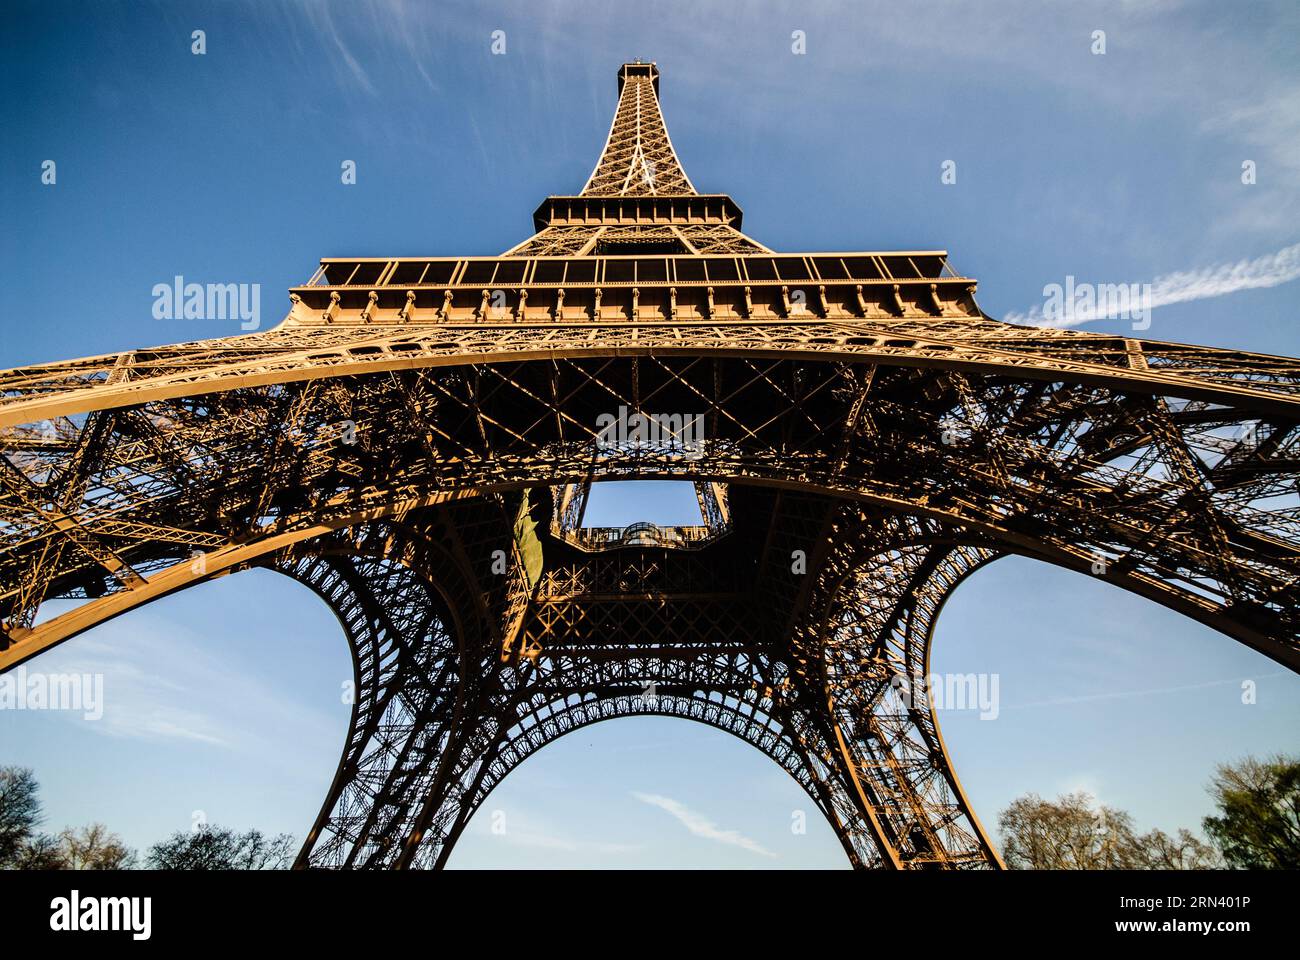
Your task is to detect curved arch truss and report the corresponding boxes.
[3,61,1299,870]
[274,503,1003,870]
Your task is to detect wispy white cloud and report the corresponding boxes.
[1004,241,1300,327]
[632,792,775,858]
[32,595,341,762]
[1006,671,1286,710]
[44,634,232,747]
[294,1,378,97]
[100,711,229,747]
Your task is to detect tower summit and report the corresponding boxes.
[509,61,767,257]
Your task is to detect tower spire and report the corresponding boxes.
[580,62,696,197]
[503,61,770,256]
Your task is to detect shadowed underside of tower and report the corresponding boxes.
[1,61,1299,870]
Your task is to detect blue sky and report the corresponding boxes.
[2,0,1298,868]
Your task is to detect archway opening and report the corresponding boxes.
[446,716,849,869]
[5,569,352,862]
[930,555,1300,860]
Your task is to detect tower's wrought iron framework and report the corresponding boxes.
[2,62,1299,869]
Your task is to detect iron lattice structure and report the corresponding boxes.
[3,61,1299,869]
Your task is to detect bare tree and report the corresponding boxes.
[146,826,295,870]
[11,833,64,870]
[999,790,1229,869]
[57,823,137,870]
[1134,828,1223,869]
[999,792,1144,869]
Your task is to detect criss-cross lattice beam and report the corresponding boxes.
[6,320,1300,428]
[4,353,1296,672]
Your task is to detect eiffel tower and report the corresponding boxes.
[2,61,1298,870]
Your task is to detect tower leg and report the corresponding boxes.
[783,511,1005,868]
